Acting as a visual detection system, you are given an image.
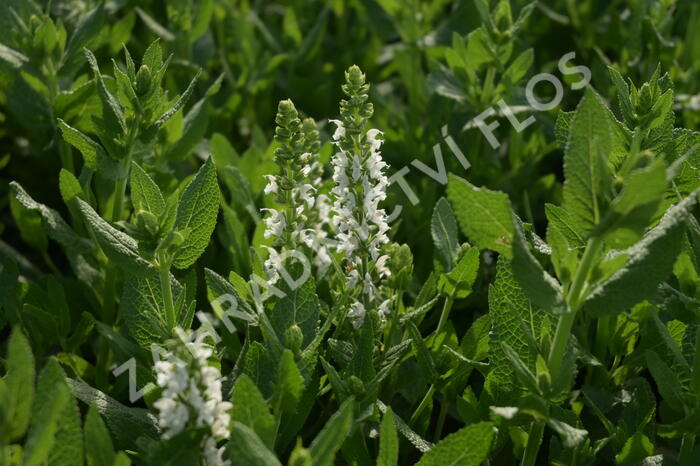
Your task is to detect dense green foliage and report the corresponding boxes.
[2,0,700,464]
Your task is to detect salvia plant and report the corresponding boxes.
[2,1,700,465]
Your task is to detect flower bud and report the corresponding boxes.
[135,65,152,96]
[285,324,304,353]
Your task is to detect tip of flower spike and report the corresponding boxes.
[276,99,299,127]
[345,65,366,88]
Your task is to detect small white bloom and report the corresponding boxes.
[261,208,286,239]
[329,119,346,141]
[263,175,278,195]
[348,301,366,328]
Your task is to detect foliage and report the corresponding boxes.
[2,0,700,464]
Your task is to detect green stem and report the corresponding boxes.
[521,421,545,466]
[435,295,455,341]
[409,384,435,427]
[159,254,176,330]
[434,392,449,441]
[680,433,695,465]
[548,236,603,377]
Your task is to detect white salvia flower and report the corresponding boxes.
[348,300,366,328]
[329,119,345,141]
[204,437,229,466]
[154,329,232,464]
[263,175,278,194]
[262,208,286,239]
[378,299,391,318]
[376,255,391,279]
[263,246,282,286]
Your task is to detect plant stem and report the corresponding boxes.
[548,236,603,377]
[433,391,449,441]
[409,384,435,427]
[521,421,545,466]
[435,294,455,342]
[680,433,695,465]
[159,254,176,330]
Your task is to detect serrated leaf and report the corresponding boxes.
[4,328,35,441]
[23,359,72,466]
[487,258,550,402]
[173,157,220,269]
[61,3,105,73]
[562,89,614,235]
[511,215,566,313]
[415,422,494,466]
[268,266,320,349]
[447,174,513,257]
[67,378,158,450]
[592,159,667,247]
[75,198,152,274]
[84,48,126,133]
[309,399,354,466]
[431,197,459,270]
[231,374,276,448]
[59,119,123,179]
[645,350,685,412]
[153,70,201,128]
[583,191,699,316]
[10,182,95,254]
[120,270,186,347]
[130,162,165,216]
[544,203,584,249]
[438,246,479,299]
[59,169,83,202]
[227,422,282,466]
[85,404,116,466]
[378,407,398,466]
[273,349,304,415]
[615,432,654,466]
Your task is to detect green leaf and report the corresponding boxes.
[431,197,460,270]
[406,321,438,381]
[84,403,116,466]
[438,247,479,299]
[231,374,276,448]
[120,270,185,347]
[273,349,304,415]
[0,42,28,68]
[61,3,105,73]
[645,350,685,412]
[23,359,72,466]
[66,378,158,450]
[154,70,202,128]
[4,328,35,441]
[76,198,153,274]
[308,399,354,466]
[228,422,282,466]
[59,169,83,202]
[172,157,220,269]
[415,422,494,466]
[511,215,566,313]
[561,89,614,235]
[84,48,126,134]
[544,203,584,249]
[269,267,320,350]
[583,190,699,316]
[615,432,654,466]
[592,159,667,247]
[447,174,513,257]
[502,48,533,86]
[486,257,550,402]
[130,162,165,216]
[10,182,95,254]
[377,407,398,466]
